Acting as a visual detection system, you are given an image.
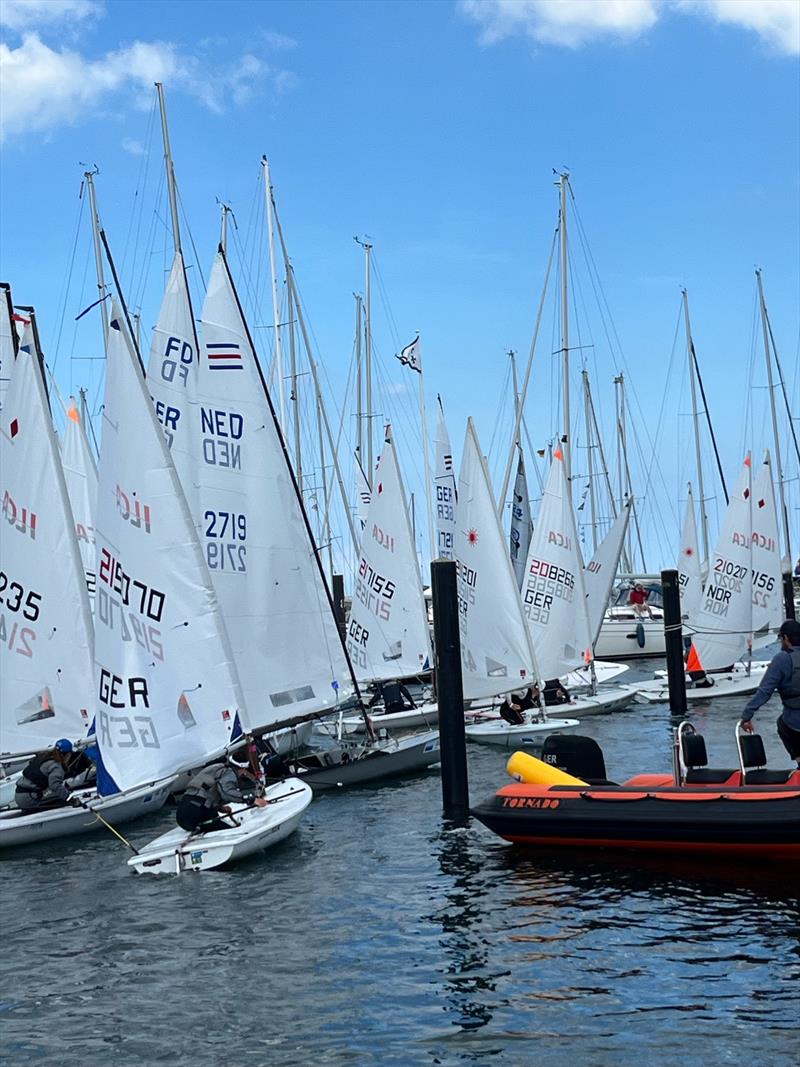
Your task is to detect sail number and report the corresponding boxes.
[354,558,395,621]
[0,570,42,621]
[98,549,165,622]
[204,511,247,573]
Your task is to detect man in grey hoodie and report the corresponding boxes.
[740,619,800,765]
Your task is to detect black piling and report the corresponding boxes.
[331,573,346,642]
[782,572,796,622]
[661,568,687,718]
[430,559,469,825]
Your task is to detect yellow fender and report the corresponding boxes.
[506,750,588,787]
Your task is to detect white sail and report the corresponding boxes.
[94,305,242,792]
[509,449,533,590]
[584,498,633,645]
[750,453,782,633]
[678,484,703,620]
[456,419,539,700]
[346,426,432,681]
[520,447,593,679]
[61,397,99,607]
[0,328,94,754]
[355,455,372,542]
[198,251,350,723]
[144,251,198,507]
[689,455,754,672]
[434,396,456,560]
[0,287,16,409]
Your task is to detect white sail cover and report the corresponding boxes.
[677,484,703,620]
[346,427,432,681]
[750,453,782,633]
[584,498,633,645]
[94,305,242,792]
[144,251,198,506]
[509,449,533,590]
[61,397,99,607]
[689,455,754,672]
[0,329,94,754]
[434,396,456,560]
[198,252,350,723]
[521,448,593,679]
[0,287,15,409]
[456,419,539,700]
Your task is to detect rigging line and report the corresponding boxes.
[120,92,157,282]
[371,251,403,351]
[764,301,800,470]
[68,242,95,397]
[50,189,86,374]
[690,340,729,505]
[176,184,207,293]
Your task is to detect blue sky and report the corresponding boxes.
[1,0,798,568]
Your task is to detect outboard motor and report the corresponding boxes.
[540,734,609,784]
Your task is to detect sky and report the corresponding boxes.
[1,0,798,570]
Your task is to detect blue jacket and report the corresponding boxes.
[742,648,800,730]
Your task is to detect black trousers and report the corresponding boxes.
[176,795,230,833]
[777,716,800,761]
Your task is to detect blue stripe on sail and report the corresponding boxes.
[206,343,240,349]
[208,365,243,370]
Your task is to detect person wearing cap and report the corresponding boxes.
[175,754,267,834]
[14,739,76,813]
[740,619,800,765]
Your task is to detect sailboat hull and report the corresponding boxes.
[340,701,440,734]
[466,717,580,748]
[297,731,441,791]
[626,664,769,705]
[128,778,313,874]
[0,780,172,848]
[594,613,666,660]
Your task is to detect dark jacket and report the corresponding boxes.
[183,765,255,810]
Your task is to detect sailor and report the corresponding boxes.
[499,688,541,725]
[368,679,417,716]
[14,739,76,813]
[543,679,571,706]
[175,754,267,834]
[740,619,800,766]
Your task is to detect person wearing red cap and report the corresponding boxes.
[740,619,800,765]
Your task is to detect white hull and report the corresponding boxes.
[266,721,313,755]
[0,779,172,848]
[465,716,579,748]
[628,663,769,704]
[595,611,666,660]
[297,731,441,791]
[0,772,21,808]
[563,661,630,688]
[468,688,637,720]
[129,777,313,874]
[340,701,440,734]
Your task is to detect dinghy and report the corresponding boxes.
[292,729,441,791]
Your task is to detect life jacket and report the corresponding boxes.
[183,765,226,805]
[18,752,55,792]
[381,681,405,712]
[778,647,800,711]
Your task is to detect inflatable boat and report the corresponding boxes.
[472,724,800,860]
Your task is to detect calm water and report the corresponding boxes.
[2,672,798,1067]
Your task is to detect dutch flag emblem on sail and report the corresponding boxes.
[207,342,243,371]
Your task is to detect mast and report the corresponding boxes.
[614,373,645,571]
[416,339,436,565]
[155,82,182,258]
[316,390,333,579]
[586,370,631,571]
[582,369,599,552]
[288,278,302,487]
[262,156,287,433]
[681,289,711,563]
[558,172,571,482]
[354,292,364,472]
[83,170,110,343]
[354,238,375,477]
[756,269,792,565]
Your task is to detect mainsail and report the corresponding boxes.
[677,484,703,620]
[94,305,242,792]
[750,453,782,634]
[0,326,94,754]
[509,449,533,590]
[584,498,633,645]
[61,397,99,607]
[346,426,432,681]
[197,250,351,724]
[455,419,539,700]
[0,285,16,410]
[689,455,754,672]
[434,396,456,560]
[520,448,593,679]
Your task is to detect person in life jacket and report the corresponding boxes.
[498,686,541,725]
[368,679,417,716]
[175,754,267,834]
[15,739,77,813]
[740,619,800,765]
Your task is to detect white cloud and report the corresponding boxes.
[676,0,800,56]
[121,136,144,156]
[459,0,659,48]
[261,30,298,51]
[0,0,102,32]
[0,33,293,142]
[459,0,799,54]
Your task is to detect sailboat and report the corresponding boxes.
[0,282,17,409]
[444,420,578,747]
[60,395,98,608]
[518,448,635,716]
[0,316,172,846]
[635,453,782,704]
[434,396,457,561]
